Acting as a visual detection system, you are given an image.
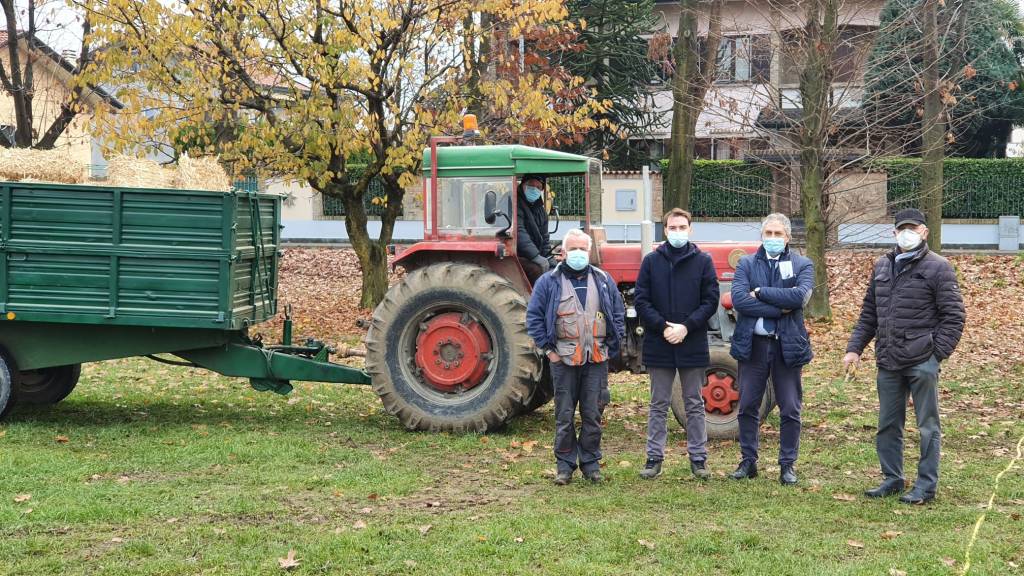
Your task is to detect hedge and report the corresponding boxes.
[660,159,772,218]
[867,158,1024,219]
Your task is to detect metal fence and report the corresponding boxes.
[548,176,586,217]
[321,176,389,217]
[234,174,260,193]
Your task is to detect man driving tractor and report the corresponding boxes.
[517,174,554,283]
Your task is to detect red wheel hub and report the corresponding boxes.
[702,370,740,414]
[414,312,492,393]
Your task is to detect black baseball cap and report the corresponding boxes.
[522,174,547,186]
[894,208,926,228]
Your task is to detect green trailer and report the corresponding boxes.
[0,180,369,418]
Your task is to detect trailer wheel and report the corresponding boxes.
[365,263,539,433]
[0,349,16,420]
[671,347,775,440]
[17,364,82,405]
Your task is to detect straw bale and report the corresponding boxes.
[176,153,231,191]
[0,148,85,184]
[106,155,177,189]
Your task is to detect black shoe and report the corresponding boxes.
[779,465,798,486]
[553,471,572,486]
[583,470,603,484]
[729,461,758,480]
[864,479,904,499]
[690,460,710,481]
[899,488,935,505]
[639,459,663,480]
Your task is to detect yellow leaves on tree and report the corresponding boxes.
[81,0,601,308]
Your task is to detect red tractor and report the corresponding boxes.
[365,137,773,437]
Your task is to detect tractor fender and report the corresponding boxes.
[392,241,532,296]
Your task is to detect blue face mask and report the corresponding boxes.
[524,185,542,203]
[666,231,689,248]
[763,238,786,257]
[565,250,589,271]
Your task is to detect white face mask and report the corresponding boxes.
[896,229,923,251]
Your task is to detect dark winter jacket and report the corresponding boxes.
[516,190,549,260]
[526,264,626,360]
[730,246,814,368]
[635,242,720,368]
[846,245,965,370]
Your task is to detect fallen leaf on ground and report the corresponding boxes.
[277,549,300,570]
[165,518,179,524]
[941,557,956,567]
[55,435,69,444]
[418,524,432,535]
[833,493,857,502]
[881,531,903,540]
[521,441,537,453]
[618,461,632,468]
[476,535,487,542]
[847,539,865,549]
[358,507,373,514]
[13,494,31,503]
[514,536,525,543]
[889,569,907,576]
[637,539,655,550]
[111,537,124,543]
[404,560,417,567]
[367,493,379,500]
[353,520,367,530]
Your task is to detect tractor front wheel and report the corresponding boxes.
[17,364,82,405]
[365,263,540,433]
[670,347,775,440]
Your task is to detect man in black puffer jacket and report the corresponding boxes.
[845,208,965,505]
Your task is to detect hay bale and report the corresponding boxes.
[176,153,231,191]
[0,148,85,184]
[106,155,177,189]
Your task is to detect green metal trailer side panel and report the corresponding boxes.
[0,321,231,370]
[0,182,280,332]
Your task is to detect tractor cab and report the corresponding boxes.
[392,140,601,293]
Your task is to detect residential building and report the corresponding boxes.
[0,31,123,170]
[643,0,884,162]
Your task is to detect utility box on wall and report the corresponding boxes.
[615,189,637,211]
[999,216,1021,251]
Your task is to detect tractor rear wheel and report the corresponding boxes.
[17,364,82,405]
[365,263,540,432]
[671,347,775,440]
[519,362,553,414]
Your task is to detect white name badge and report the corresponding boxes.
[779,261,794,280]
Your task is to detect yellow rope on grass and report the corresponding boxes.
[960,433,1024,575]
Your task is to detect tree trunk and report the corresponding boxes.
[321,167,403,310]
[921,0,944,253]
[797,0,838,321]
[665,0,721,211]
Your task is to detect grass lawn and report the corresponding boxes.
[2,352,1022,576]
